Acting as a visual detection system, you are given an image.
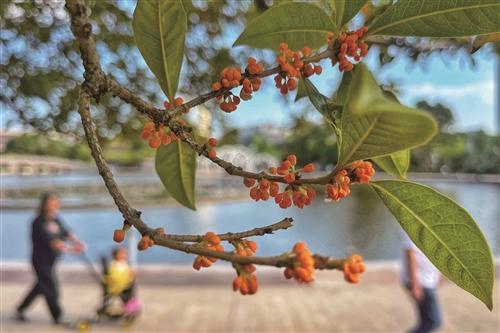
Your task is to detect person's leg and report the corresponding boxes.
[423,288,442,331]
[411,288,442,333]
[36,263,62,323]
[120,282,135,303]
[16,281,42,318]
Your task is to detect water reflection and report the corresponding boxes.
[1,181,498,264]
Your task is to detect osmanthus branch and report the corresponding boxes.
[166,48,334,119]
[65,0,335,188]
[164,218,294,242]
[77,88,343,270]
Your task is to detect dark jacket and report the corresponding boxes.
[31,215,70,265]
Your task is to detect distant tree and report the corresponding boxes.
[416,101,454,131]
[2,0,490,143]
[5,133,91,161]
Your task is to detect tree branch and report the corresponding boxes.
[69,0,346,272]
[65,0,334,187]
[77,87,343,270]
[165,218,294,242]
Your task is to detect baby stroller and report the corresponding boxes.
[74,253,142,331]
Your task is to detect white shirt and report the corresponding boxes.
[400,231,440,289]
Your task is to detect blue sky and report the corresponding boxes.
[228,46,498,134]
[2,1,497,136]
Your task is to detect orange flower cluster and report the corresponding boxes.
[277,186,317,209]
[326,160,375,201]
[243,155,316,209]
[192,232,224,270]
[326,169,351,201]
[232,238,258,295]
[274,43,322,95]
[350,160,375,183]
[212,58,264,112]
[240,57,263,101]
[336,26,369,72]
[273,155,316,209]
[206,137,217,159]
[140,98,184,148]
[138,234,154,251]
[245,177,278,202]
[212,67,241,91]
[284,242,315,283]
[212,67,242,113]
[234,239,257,256]
[342,254,365,283]
[140,122,176,148]
[233,264,258,295]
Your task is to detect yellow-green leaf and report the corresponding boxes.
[371,180,494,310]
[337,64,437,167]
[372,90,411,178]
[234,2,335,50]
[327,0,368,31]
[155,141,196,210]
[372,150,410,179]
[295,78,308,102]
[368,0,500,37]
[133,0,187,102]
[303,78,341,136]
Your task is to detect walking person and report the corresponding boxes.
[401,231,443,333]
[16,192,86,324]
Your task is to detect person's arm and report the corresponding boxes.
[51,239,68,252]
[406,249,423,301]
[58,219,86,253]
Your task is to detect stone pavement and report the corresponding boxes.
[1,264,499,332]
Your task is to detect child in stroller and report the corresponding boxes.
[97,247,141,322]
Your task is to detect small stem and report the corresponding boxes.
[165,218,294,242]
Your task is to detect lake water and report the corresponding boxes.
[1,174,499,265]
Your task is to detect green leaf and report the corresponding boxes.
[334,71,353,106]
[328,0,368,30]
[303,78,340,134]
[155,141,196,210]
[133,0,187,102]
[368,0,500,37]
[372,150,410,179]
[372,90,411,178]
[234,2,335,50]
[295,78,308,102]
[371,180,494,310]
[337,64,437,167]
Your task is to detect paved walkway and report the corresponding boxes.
[1,265,498,332]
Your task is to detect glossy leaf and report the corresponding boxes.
[368,0,500,37]
[372,150,410,179]
[371,180,494,310]
[328,0,368,30]
[133,0,187,102]
[337,64,437,167]
[372,90,411,178]
[295,78,308,102]
[234,2,335,50]
[155,141,196,210]
[303,78,340,135]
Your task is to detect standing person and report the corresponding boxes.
[16,192,86,324]
[401,230,443,333]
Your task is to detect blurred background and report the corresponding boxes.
[1,0,499,332]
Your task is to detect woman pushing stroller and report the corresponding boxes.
[16,192,86,324]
